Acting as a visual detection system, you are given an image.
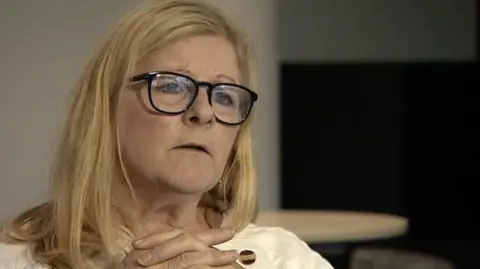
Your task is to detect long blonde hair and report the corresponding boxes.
[1,0,258,268]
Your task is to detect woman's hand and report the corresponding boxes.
[119,228,238,269]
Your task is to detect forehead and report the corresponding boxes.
[139,35,240,82]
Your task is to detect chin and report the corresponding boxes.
[159,170,218,195]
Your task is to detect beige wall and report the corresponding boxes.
[0,0,279,220]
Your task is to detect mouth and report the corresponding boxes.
[175,143,210,155]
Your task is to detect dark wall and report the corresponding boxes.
[404,63,479,240]
[280,62,479,268]
[280,64,406,215]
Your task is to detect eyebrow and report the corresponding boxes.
[171,68,237,83]
[216,74,236,83]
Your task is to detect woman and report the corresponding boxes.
[0,0,333,268]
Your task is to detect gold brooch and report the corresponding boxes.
[239,249,256,265]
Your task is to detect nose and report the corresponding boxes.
[182,88,215,126]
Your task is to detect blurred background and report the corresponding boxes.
[0,0,477,268]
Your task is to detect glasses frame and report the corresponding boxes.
[130,71,258,126]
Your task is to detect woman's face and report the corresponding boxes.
[117,35,241,195]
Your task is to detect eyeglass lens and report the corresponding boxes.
[150,73,253,124]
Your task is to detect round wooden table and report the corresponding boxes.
[255,210,408,243]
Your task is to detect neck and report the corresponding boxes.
[113,180,212,238]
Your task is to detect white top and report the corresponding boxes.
[256,210,408,243]
[0,224,334,269]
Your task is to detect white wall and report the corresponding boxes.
[0,0,279,220]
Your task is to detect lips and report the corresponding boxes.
[175,143,210,155]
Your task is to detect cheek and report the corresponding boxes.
[119,95,173,166]
[214,127,240,167]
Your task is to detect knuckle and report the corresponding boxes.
[180,233,206,250]
[179,232,194,243]
[178,252,197,265]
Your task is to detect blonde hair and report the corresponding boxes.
[1,0,258,268]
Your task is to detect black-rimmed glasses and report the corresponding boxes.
[130,71,258,126]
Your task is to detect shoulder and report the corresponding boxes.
[215,224,334,269]
[0,242,47,269]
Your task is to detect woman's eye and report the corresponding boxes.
[163,82,181,92]
[153,79,184,93]
[214,92,235,106]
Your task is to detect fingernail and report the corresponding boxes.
[225,250,238,259]
[137,252,151,266]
